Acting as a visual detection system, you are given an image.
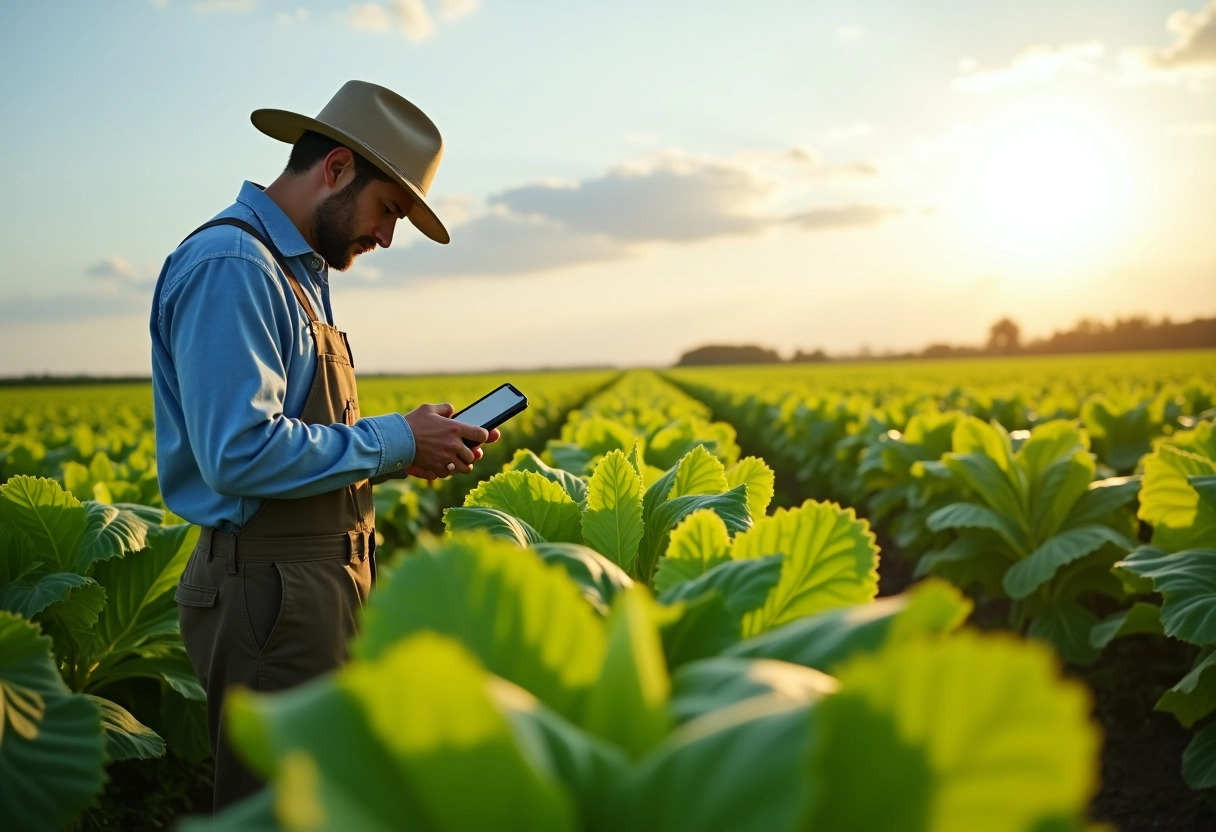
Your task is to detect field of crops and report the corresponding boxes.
[2,350,1214,831]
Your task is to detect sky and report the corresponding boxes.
[1,0,1214,376]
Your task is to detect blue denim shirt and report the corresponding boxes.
[150,181,415,531]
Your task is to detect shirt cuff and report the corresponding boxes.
[366,413,415,477]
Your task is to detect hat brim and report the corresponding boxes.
[251,108,450,245]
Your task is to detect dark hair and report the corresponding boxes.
[285,130,393,190]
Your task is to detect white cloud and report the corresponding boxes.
[276,8,310,25]
[368,146,904,281]
[346,0,485,42]
[87,256,140,280]
[954,42,1104,91]
[836,25,863,40]
[1121,0,1216,82]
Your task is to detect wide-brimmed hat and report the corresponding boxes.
[251,80,449,244]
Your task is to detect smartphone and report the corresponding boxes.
[452,383,528,448]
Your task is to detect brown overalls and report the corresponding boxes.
[172,219,375,812]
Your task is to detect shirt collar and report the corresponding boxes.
[234,181,317,260]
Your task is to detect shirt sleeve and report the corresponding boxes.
[161,253,415,500]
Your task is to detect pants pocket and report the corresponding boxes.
[243,562,284,653]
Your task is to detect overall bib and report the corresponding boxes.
[172,219,376,812]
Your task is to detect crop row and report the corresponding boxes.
[179,369,1106,831]
[663,355,1216,790]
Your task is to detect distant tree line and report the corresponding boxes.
[675,314,1216,366]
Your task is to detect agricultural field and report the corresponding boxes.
[1,350,1214,830]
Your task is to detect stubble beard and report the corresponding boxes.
[312,183,377,272]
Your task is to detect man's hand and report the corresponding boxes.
[403,403,501,479]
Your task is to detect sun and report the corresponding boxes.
[951,96,1134,263]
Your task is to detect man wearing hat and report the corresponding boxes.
[150,80,496,811]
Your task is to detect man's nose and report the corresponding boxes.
[375,221,395,249]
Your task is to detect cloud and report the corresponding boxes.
[345,0,477,41]
[784,204,904,230]
[954,42,1104,91]
[837,25,863,40]
[491,155,771,243]
[1121,0,1216,81]
[376,210,633,279]
[87,256,140,280]
[361,147,904,282]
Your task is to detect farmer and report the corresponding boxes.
[149,80,497,812]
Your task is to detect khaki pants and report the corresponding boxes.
[175,535,373,812]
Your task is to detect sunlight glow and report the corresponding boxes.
[952,97,1134,263]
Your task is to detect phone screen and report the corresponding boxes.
[454,385,526,429]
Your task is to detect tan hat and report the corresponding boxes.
[251,80,450,244]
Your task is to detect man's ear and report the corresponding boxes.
[321,146,355,190]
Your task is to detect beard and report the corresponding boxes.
[311,183,377,271]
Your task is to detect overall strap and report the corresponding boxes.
[182,218,319,323]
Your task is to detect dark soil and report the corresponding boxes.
[875,532,1216,831]
[76,752,212,831]
[1083,636,1216,831]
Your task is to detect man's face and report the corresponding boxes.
[312,176,415,271]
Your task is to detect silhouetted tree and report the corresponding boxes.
[987,318,1022,354]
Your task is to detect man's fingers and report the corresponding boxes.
[431,402,455,417]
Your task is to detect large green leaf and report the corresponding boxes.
[668,445,728,499]
[656,593,741,668]
[226,632,577,831]
[669,656,837,723]
[1003,525,1135,600]
[609,696,814,832]
[86,694,165,761]
[88,642,206,701]
[178,788,279,832]
[806,631,1099,832]
[35,579,108,671]
[489,677,628,827]
[1027,602,1102,666]
[0,476,87,574]
[926,502,1026,554]
[580,450,644,571]
[86,522,198,680]
[1089,602,1164,649]
[443,505,545,546]
[1193,475,1216,510]
[736,500,879,637]
[653,509,732,594]
[160,687,212,763]
[1116,547,1216,645]
[657,555,784,620]
[0,612,106,832]
[637,486,751,585]
[1017,421,1093,539]
[582,588,671,758]
[77,501,150,573]
[506,449,590,505]
[1183,720,1216,790]
[725,579,971,671]
[464,471,584,544]
[1063,476,1141,528]
[354,534,606,723]
[1156,648,1216,728]
[531,542,634,616]
[0,570,96,620]
[1140,442,1216,551]
[726,456,775,522]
